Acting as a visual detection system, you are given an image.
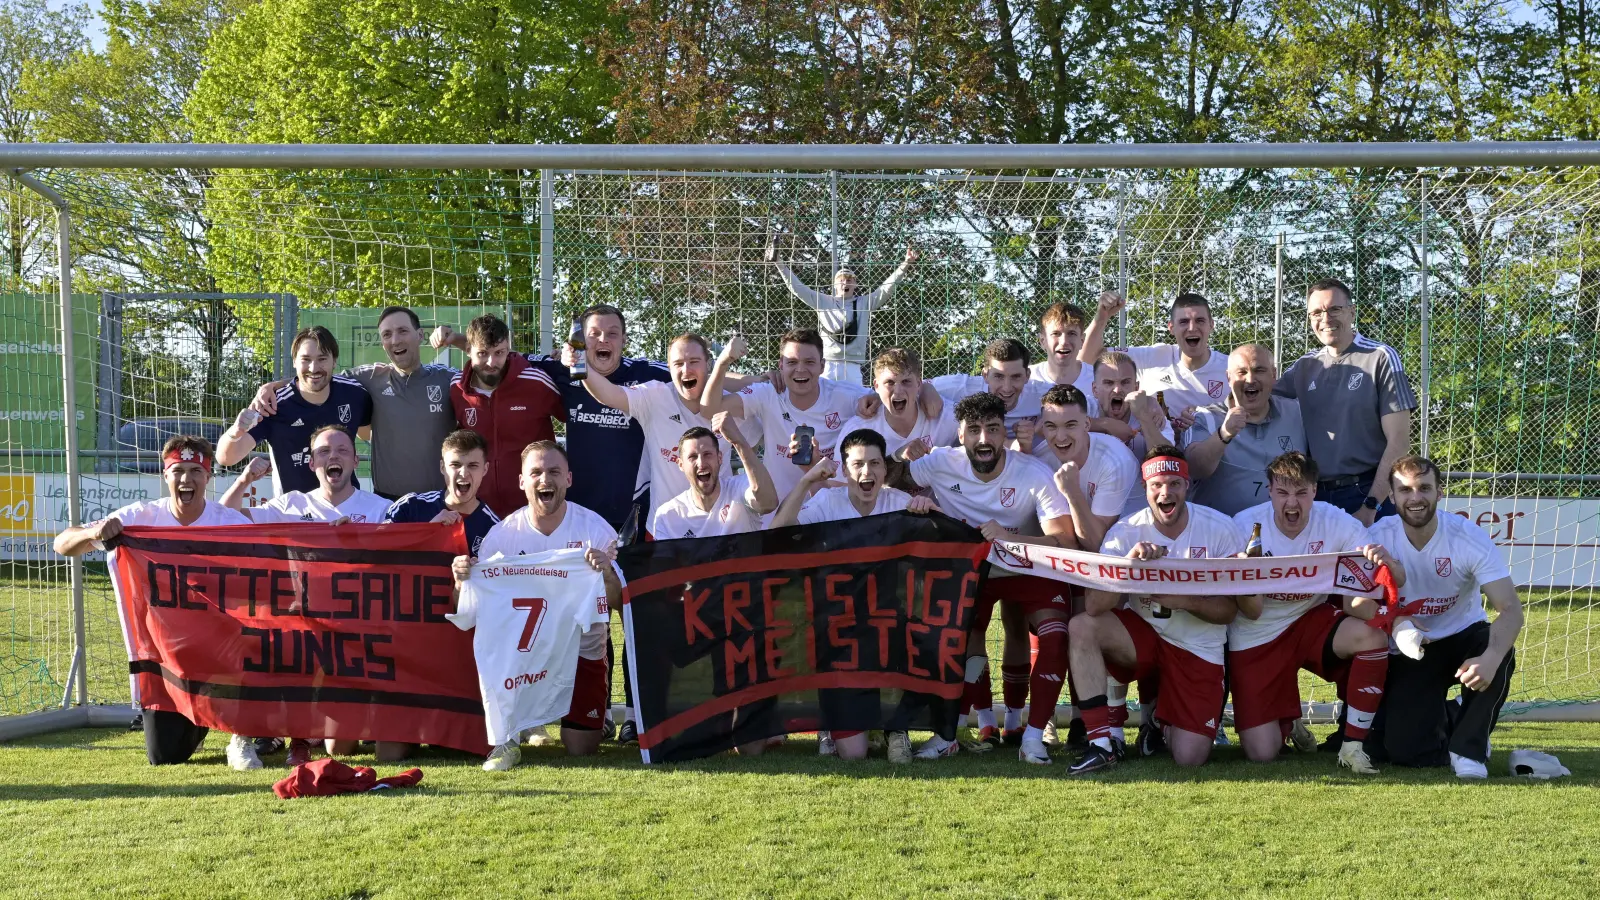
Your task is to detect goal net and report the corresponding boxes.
[2,160,1597,722]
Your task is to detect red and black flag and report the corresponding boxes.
[108,522,490,755]
[619,512,990,763]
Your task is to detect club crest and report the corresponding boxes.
[825,412,841,429]
[1347,372,1365,391]
[1207,379,1226,398]
[338,404,352,424]
[1000,487,1017,508]
[1436,557,1453,578]
[992,542,1032,569]
[1335,555,1377,593]
[1279,435,1293,451]
[427,384,443,403]
[1188,546,1207,558]
[465,407,479,427]
[1308,540,1324,553]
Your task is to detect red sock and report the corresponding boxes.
[1027,621,1069,729]
[1079,694,1111,742]
[1108,700,1128,731]
[1343,650,1388,740]
[1001,664,1031,712]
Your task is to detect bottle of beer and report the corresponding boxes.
[568,317,588,380]
[617,503,640,547]
[1245,522,1264,557]
[1155,390,1170,418]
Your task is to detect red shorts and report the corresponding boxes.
[980,575,1077,620]
[561,655,610,731]
[1106,608,1225,738]
[1228,604,1349,731]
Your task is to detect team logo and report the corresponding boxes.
[1308,540,1324,553]
[719,506,730,521]
[465,408,479,427]
[1188,546,1207,558]
[1000,487,1017,508]
[1306,379,1317,391]
[1207,379,1226,398]
[1335,555,1376,593]
[1087,481,1098,498]
[566,541,583,549]
[427,384,443,403]
[1347,373,1365,391]
[1436,557,1453,578]
[825,412,841,429]
[1279,435,1293,451]
[992,542,1032,569]
[781,412,792,422]
[337,404,352,424]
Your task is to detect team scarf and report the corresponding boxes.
[989,539,1402,624]
[107,521,490,754]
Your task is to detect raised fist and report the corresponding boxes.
[429,325,456,351]
[1098,290,1125,317]
[244,456,272,482]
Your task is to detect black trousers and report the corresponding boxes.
[1368,621,1515,766]
[143,708,209,765]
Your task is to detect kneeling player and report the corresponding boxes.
[454,440,623,769]
[1067,447,1243,773]
[770,428,940,763]
[1229,452,1404,774]
[53,436,260,770]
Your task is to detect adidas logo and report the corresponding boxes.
[1051,595,1066,604]
[1161,374,1174,384]
[1039,674,1063,682]
[1307,379,1317,391]
[382,386,395,396]
[949,484,962,493]
[587,709,600,718]
[1205,718,1217,728]
[782,412,792,422]
[290,418,305,426]
[684,529,696,538]
[1357,686,1383,695]
[669,414,682,423]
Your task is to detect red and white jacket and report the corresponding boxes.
[451,353,564,517]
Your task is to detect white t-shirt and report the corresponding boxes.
[837,405,958,458]
[736,379,871,500]
[1029,360,1098,398]
[1122,344,1231,413]
[1032,432,1141,519]
[797,485,913,524]
[652,475,764,540]
[1365,512,1512,641]
[622,380,733,531]
[250,488,393,524]
[908,448,1069,535]
[1100,503,1245,664]
[477,501,619,658]
[96,498,250,548]
[449,549,612,745]
[929,375,1053,445]
[1226,501,1371,651]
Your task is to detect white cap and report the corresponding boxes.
[1508,749,1570,779]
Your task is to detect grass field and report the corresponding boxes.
[2,722,1599,899]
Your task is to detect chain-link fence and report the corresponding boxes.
[3,161,1598,724]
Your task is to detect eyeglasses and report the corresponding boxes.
[1308,305,1350,320]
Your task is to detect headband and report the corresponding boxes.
[1141,456,1188,481]
[163,447,213,473]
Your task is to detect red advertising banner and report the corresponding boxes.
[108,522,489,755]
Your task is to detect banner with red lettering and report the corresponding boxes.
[108,522,490,755]
[619,513,990,763]
[987,540,1393,599]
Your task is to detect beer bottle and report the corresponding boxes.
[618,503,640,547]
[1246,522,1264,557]
[1155,390,1170,418]
[568,317,588,380]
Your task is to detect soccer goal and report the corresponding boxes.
[2,142,1598,734]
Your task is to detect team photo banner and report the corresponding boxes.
[108,522,490,755]
[619,513,991,763]
[988,540,1395,601]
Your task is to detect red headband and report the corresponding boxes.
[1141,456,1188,481]
[163,448,213,473]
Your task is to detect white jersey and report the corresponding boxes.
[652,475,764,540]
[1366,513,1511,642]
[929,375,1052,446]
[622,380,733,531]
[251,488,392,524]
[797,485,913,524]
[1032,432,1141,519]
[1122,344,1231,413]
[1029,360,1098,397]
[1100,503,1245,664]
[735,379,870,500]
[837,405,958,458]
[908,448,1069,534]
[96,499,250,549]
[1226,502,1370,651]
[477,501,618,658]
[449,549,612,745]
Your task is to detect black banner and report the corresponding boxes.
[619,513,990,762]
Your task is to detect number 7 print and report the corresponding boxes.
[513,597,549,652]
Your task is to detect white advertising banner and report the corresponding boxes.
[1438,497,1600,588]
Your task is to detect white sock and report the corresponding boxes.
[1107,677,1127,742]
[624,705,635,724]
[1091,736,1113,752]
[927,735,953,750]
[977,708,997,730]
[1004,707,1024,731]
[1023,725,1044,743]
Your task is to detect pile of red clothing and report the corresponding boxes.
[273,758,424,798]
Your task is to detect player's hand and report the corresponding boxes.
[560,343,576,367]
[251,380,287,417]
[330,516,353,527]
[719,333,748,364]
[92,517,123,545]
[451,554,474,584]
[857,393,882,418]
[900,438,932,462]
[1126,390,1157,420]
[1361,543,1405,588]
[584,545,616,573]
[430,509,462,525]
[801,458,837,484]
[711,411,746,447]
[907,496,941,515]
[1172,405,1197,434]
[1098,290,1125,317]
[243,456,272,483]
[1053,459,1079,496]
[1457,653,1502,691]
[766,367,785,393]
[1355,505,1377,527]
[978,520,1009,542]
[429,324,456,351]
[1218,404,1247,442]
[1012,417,1037,451]
[1129,541,1168,561]
[917,382,943,419]
[905,247,920,264]
[232,406,262,434]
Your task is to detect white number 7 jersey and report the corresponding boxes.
[448,548,612,745]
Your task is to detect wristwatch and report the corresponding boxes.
[1361,496,1380,511]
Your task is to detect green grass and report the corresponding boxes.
[2,724,1599,899]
